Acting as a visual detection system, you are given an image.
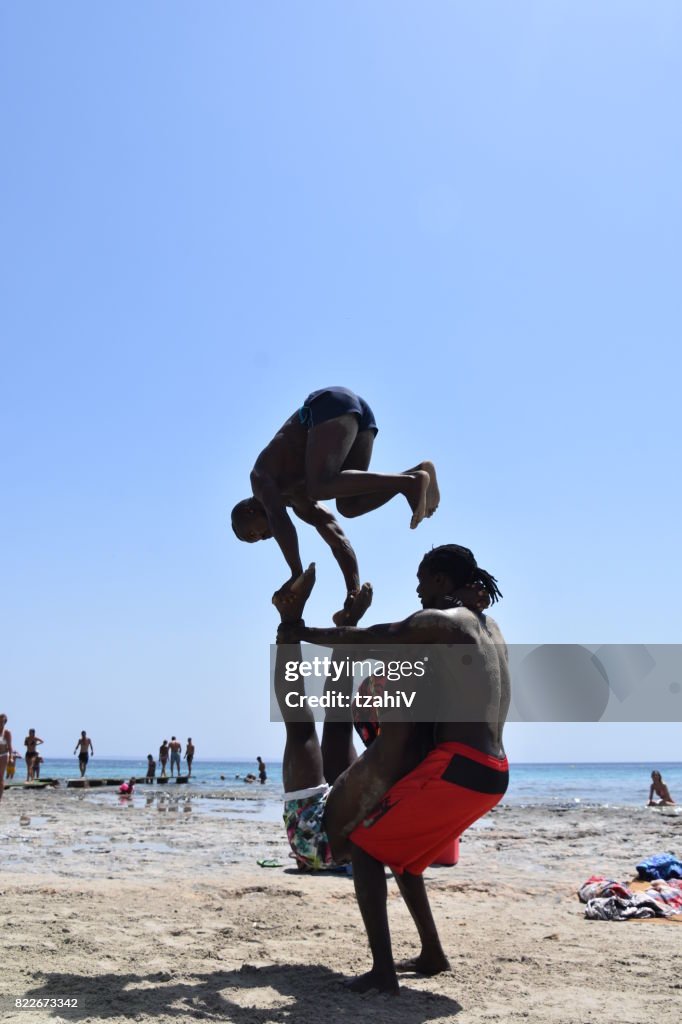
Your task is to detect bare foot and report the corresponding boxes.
[344,968,400,995]
[406,470,430,529]
[272,563,316,622]
[405,460,440,518]
[420,459,440,517]
[332,582,373,626]
[396,952,451,976]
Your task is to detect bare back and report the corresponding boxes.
[252,414,308,499]
[428,608,509,756]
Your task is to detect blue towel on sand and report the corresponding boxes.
[636,852,682,881]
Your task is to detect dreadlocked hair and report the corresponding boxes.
[419,544,503,605]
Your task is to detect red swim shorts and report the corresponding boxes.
[349,742,509,875]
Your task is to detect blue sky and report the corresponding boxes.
[1,2,680,761]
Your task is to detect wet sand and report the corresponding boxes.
[1,787,681,1023]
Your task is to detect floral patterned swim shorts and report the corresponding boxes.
[283,784,336,871]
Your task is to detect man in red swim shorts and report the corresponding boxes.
[281,543,510,994]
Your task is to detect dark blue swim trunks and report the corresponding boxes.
[298,387,378,435]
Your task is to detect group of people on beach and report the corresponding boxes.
[151,737,195,779]
[0,720,46,789]
[232,386,510,993]
[0,720,202,796]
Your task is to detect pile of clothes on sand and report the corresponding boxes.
[578,852,682,921]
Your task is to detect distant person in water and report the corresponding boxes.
[159,740,169,778]
[24,729,44,781]
[169,737,182,777]
[649,770,675,806]
[73,731,94,778]
[146,755,156,781]
[231,386,439,624]
[184,738,195,777]
[257,756,267,784]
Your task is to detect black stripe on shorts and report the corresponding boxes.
[441,754,509,795]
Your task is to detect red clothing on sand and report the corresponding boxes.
[349,741,509,875]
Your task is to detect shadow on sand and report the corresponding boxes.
[24,963,462,1022]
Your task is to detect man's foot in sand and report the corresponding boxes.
[396,951,451,977]
[272,563,316,622]
[405,460,440,519]
[344,968,400,995]
[405,470,430,529]
[332,581,373,626]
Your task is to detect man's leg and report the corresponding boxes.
[393,871,451,975]
[347,845,399,994]
[337,452,440,522]
[304,416,432,529]
[273,564,325,792]
[320,582,373,783]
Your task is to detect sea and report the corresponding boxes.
[17,759,682,809]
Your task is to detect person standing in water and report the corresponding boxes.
[184,738,195,777]
[24,729,44,781]
[159,740,169,778]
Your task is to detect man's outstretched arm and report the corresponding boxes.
[281,609,461,650]
[292,501,360,595]
[250,471,304,580]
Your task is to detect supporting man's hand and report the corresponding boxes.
[272,575,301,607]
[276,620,305,644]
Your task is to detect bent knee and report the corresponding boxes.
[336,497,363,518]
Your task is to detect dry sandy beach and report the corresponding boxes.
[1,786,681,1024]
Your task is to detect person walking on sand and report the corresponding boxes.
[184,738,195,777]
[24,729,44,781]
[231,386,439,624]
[0,713,12,801]
[73,731,94,778]
[159,740,169,778]
[649,770,675,806]
[257,756,267,784]
[169,737,182,777]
